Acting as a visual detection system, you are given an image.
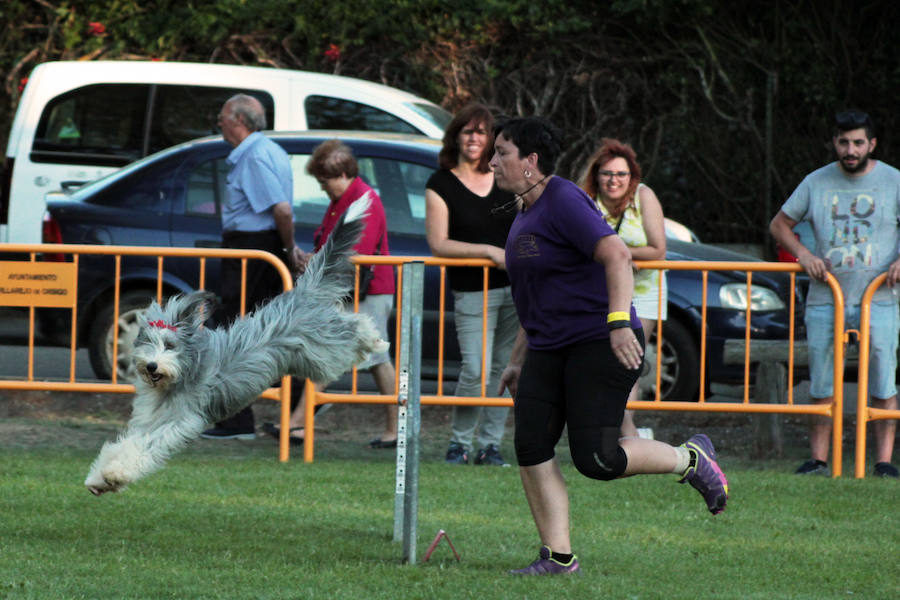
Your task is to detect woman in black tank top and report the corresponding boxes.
[424,104,520,467]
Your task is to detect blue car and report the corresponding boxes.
[41,131,801,400]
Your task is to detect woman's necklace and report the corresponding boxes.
[516,174,550,209]
[489,174,552,215]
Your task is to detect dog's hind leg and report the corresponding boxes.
[354,314,390,365]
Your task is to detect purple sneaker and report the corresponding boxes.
[679,434,729,515]
[509,545,580,575]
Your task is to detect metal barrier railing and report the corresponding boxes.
[305,257,849,476]
[854,273,900,478]
[0,243,296,461]
[0,245,852,475]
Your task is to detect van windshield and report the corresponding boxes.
[406,102,452,131]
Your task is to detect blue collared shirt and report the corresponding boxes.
[222,131,293,232]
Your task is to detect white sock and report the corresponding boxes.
[672,446,692,475]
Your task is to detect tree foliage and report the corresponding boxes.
[3,0,899,249]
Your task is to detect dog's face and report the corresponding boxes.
[132,317,184,389]
[131,291,214,389]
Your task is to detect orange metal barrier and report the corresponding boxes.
[0,243,296,462]
[1,246,853,474]
[304,257,848,475]
[854,273,900,478]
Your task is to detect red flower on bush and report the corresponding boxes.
[88,22,106,36]
[324,43,341,62]
[18,77,28,93]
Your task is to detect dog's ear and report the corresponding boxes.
[173,291,216,330]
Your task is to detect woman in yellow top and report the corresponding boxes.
[580,138,667,438]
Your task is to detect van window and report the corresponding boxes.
[32,84,274,168]
[33,84,148,166]
[149,86,274,153]
[305,96,419,135]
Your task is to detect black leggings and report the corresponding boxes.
[513,333,644,480]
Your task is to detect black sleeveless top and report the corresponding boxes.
[425,169,517,291]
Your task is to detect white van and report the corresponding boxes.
[1,60,451,244]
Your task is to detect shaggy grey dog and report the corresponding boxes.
[85,197,387,495]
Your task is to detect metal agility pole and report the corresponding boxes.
[392,261,424,564]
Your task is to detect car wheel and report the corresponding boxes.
[87,290,160,381]
[653,317,700,401]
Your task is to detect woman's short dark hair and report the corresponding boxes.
[306,139,359,179]
[493,116,563,175]
[438,103,496,172]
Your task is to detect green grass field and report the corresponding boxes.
[2,422,899,600]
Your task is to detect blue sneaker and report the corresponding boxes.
[474,444,509,467]
[679,434,728,515]
[509,546,580,575]
[445,442,469,465]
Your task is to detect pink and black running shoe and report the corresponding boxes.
[679,433,729,515]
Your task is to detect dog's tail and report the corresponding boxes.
[297,193,371,296]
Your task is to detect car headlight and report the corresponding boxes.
[718,283,785,311]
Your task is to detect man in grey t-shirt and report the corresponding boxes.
[770,110,900,478]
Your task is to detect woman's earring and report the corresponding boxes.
[524,170,532,178]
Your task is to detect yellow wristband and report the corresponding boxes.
[607,311,629,323]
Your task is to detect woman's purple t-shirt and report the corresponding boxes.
[505,176,639,350]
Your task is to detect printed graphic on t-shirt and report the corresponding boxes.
[823,188,877,269]
[513,234,540,258]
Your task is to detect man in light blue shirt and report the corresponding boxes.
[201,93,302,440]
[770,110,900,478]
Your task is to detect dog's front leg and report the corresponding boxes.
[85,437,135,495]
[85,413,207,495]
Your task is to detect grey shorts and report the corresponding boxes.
[355,293,393,369]
[805,302,899,399]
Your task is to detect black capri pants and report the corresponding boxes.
[513,330,644,480]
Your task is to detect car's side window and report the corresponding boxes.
[289,154,330,226]
[305,95,420,135]
[287,153,429,237]
[356,157,430,236]
[185,158,227,217]
[184,154,329,224]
